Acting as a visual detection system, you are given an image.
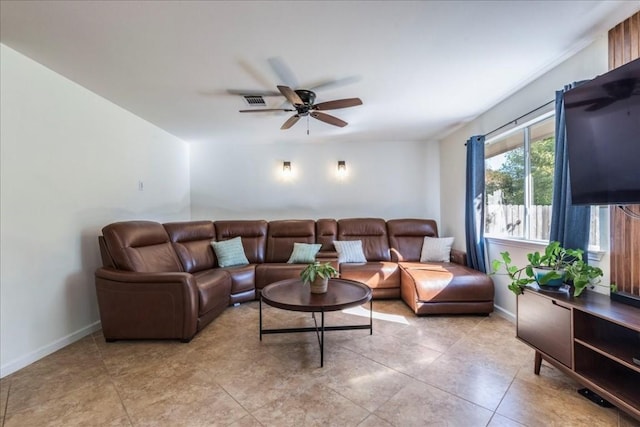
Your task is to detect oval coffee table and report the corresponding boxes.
[260,278,372,367]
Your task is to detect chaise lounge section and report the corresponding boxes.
[387,219,494,315]
[95,217,494,341]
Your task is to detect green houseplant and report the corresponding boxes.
[491,241,603,297]
[300,261,339,294]
[527,241,584,286]
[565,260,603,296]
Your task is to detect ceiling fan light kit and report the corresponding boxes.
[239,84,362,132]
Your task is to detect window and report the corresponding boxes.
[485,113,606,250]
[485,114,555,241]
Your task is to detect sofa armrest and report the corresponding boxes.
[450,249,467,266]
[95,268,199,341]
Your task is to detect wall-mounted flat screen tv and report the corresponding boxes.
[565,57,640,205]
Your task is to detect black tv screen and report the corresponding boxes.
[565,58,640,205]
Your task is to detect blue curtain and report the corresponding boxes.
[550,85,590,255]
[465,135,487,272]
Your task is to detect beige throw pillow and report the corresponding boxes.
[333,240,367,263]
[420,236,454,262]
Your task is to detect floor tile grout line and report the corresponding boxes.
[91,333,135,427]
[489,364,528,426]
[352,326,521,419]
[3,301,621,426]
[213,381,267,426]
[0,379,10,427]
[1,338,116,419]
[329,340,431,425]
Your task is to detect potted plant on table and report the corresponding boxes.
[491,241,603,297]
[527,241,583,287]
[300,261,339,294]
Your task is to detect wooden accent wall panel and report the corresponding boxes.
[608,12,640,296]
[609,12,640,68]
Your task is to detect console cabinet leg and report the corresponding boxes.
[534,351,542,375]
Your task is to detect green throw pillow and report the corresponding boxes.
[287,243,322,264]
[211,236,249,267]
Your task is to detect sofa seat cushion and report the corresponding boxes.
[400,262,493,302]
[192,269,233,316]
[218,264,256,295]
[339,262,400,289]
[255,263,307,290]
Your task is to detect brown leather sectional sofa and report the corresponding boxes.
[95,218,494,342]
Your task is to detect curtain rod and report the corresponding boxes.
[483,99,555,139]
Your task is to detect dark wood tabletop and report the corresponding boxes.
[261,278,372,312]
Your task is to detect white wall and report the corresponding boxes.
[438,36,610,318]
[0,45,191,377]
[190,139,441,222]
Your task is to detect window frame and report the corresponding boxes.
[484,111,555,243]
[484,110,607,251]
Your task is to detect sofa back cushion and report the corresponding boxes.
[316,219,338,251]
[265,220,316,263]
[337,218,390,262]
[214,220,267,264]
[164,221,216,273]
[387,219,439,262]
[102,221,183,272]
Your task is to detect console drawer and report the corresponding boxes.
[517,290,572,367]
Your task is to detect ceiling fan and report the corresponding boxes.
[239,85,363,130]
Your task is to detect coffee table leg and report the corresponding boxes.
[369,299,373,335]
[321,310,325,367]
[259,297,263,341]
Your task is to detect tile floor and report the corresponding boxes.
[1,300,638,426]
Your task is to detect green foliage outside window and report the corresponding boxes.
[486,136,555,206]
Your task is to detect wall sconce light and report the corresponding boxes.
[282,161,292,176]
[337,160,347,178]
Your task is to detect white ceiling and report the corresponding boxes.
[1,1,638,145]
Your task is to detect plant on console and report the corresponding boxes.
[491,241,602,297]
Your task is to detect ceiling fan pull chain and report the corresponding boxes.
[307,114,310,135]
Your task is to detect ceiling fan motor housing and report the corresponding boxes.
[294,89,316,105]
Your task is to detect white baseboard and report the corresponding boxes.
[1,321,101,378]
[493,304,516,323]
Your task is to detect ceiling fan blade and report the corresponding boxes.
[227,89,281,96]
[268,57,299,88]
[239,108,295,113]
[277,85,304,106]
[313,98,363,111]
[281,115,301,130]
[307,76,362,92]
[237,58,279,91]
[310,111,347,127]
